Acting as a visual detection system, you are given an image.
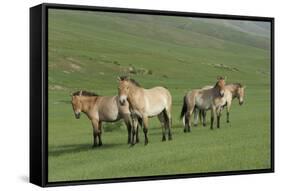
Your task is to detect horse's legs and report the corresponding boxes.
[157,112,166,141]
[184,113,189,132]
[130,117,137,146]
[184,111,191,133]
[210,107,215,130]
[133,117,139,143]
[226,100,232,123]
[187,112,191,132]
[127,124,132,144]
[132,116,141,145]
[202,110,207,127]
[217,107,223,128]
[98,121,103,146]
[91,119,99,147]
[193,108,199,127]
[216,110,220,129]
[184,108,193,133]
[165,108,172,140]
[135,121,139,143]
[226,111,229,123]
[123,114,132,144]
[142,116,149,145]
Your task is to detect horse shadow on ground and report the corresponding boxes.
[49,142,126,157]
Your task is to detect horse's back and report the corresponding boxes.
[144,86,172,103]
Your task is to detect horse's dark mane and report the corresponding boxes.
[214,81,222,88]
[214,76,225,88]
[214,81,219,88]
[72,90,99,96]
[119,76,141,87]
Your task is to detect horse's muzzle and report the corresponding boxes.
[75,112,80,119]
[119,99,125,105]
[119,99,126,106]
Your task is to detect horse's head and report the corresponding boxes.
[117,76,130,106]
[71,90,83,119]
[216,76,226,97]
[237,85,245,105]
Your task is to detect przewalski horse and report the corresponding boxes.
[180,77,226,132]
[117,76,172,145]
[194,83,245,125]
[71,90,139,148]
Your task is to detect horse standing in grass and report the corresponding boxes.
[180,77,226,132]
[223,83,245,123]
[194,83,245,125]
[117,76,173,145]
[71,90,139,147]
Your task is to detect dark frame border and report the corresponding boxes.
[30,3,274,187]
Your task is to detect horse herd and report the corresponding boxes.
[71,76,245,148]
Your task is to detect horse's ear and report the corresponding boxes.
[117,76,121,82]
[70,93,73,97]
[79,90,82,96]
[217,76,222,80]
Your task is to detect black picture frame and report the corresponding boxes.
[30,3,274,187]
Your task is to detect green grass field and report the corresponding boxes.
[48,9,271,182]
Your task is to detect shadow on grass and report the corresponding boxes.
[49,142,126,157]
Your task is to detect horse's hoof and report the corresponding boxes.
[136,139,140,143]
[203,123,206,127]
[162,137,166,141]
[98,142,103,146]
[144,141,148,145]
[130,143,135,147]
[227,120,230,123]
[184,129,187,133]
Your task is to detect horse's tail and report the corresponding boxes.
[162,108,172,128]
[163,109,169,125]
[180,95,188,125]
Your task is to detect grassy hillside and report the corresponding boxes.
[48,9,271,182]
[196,18,271,38]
